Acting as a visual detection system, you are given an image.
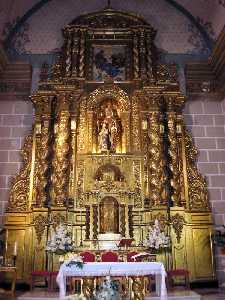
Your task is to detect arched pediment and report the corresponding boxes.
[87,85,130,111]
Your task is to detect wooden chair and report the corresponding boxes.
[127,251,139,262]
[101,251,118,262]
[80,251,95,262]
[167,269,190,290]
[30,270,51,291]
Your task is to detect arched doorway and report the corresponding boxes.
[99,197,119,233]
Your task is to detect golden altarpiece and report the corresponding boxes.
[4,8,215,283]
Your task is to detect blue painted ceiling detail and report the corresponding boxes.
[3,0,214,54]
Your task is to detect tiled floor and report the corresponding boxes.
[0,288,224,299]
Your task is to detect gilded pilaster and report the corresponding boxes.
[52,93,71,206]
[131,94,141,152]
[167,111,182,207]
[146,30,154,81]
[87,111,93,153]
[77,99,87,153]
[139,30,147,79]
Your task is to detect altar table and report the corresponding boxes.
[56,261,167,300]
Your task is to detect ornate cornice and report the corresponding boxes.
[185,27,225,100]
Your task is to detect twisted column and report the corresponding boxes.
[36,100,51,207]
[78,29,86,78]
[133,30,139,79]
[72,30,79,77]
[52,94,71,206]
[65,29,72,77]
[148,112,165,206]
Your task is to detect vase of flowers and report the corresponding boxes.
[93,276,120,300]
[46,224,75,269]
[46,224,74,255]
[144,219,170,253]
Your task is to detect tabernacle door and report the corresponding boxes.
[100,197,119,233]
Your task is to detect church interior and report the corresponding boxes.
[0,1,225,299]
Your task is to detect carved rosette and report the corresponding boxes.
[8,135,33,211]
[167,112,182,206]
[36,99,52,207]
[52,94,71,206]
[184,130,209,211]
[147,112,166,206]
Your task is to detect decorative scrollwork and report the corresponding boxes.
[52,213,66,230]
[184,130,209,211]
[7,135,33,211]
[171,213,185,243]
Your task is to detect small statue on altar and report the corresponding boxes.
[98,122,111,151]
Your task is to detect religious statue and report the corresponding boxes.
[97,100,121,152]
[98,122,111,151]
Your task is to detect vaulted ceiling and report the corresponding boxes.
[0,0,224,55]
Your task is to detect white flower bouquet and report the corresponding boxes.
[144,219,170,252]
[93,276,120,300]
[46,224,75,255]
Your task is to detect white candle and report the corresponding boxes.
[13,242,17,256]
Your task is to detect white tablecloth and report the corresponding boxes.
[56,261,167,300]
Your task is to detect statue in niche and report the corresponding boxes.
[97,100,121,152]
[98,122,111,151]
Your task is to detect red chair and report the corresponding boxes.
[167,269,190,290]
[30,270,51,291]
[127,251,138,262]
[101,251,118,262]
[80,251,95,262]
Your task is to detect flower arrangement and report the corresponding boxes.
[93,276,120,300]
[144,219,170,251]
[65,254,84,269]
[46,224,75,255]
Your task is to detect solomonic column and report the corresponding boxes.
[166,96,184,207]
[52,93,71,206]
[147,105,167,206]
[35,96,53,207]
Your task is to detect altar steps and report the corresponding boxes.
[145,290,201,300]
[18,289,201,300]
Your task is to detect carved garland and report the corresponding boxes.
[33,214,48,243]
[171,213,185,244]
